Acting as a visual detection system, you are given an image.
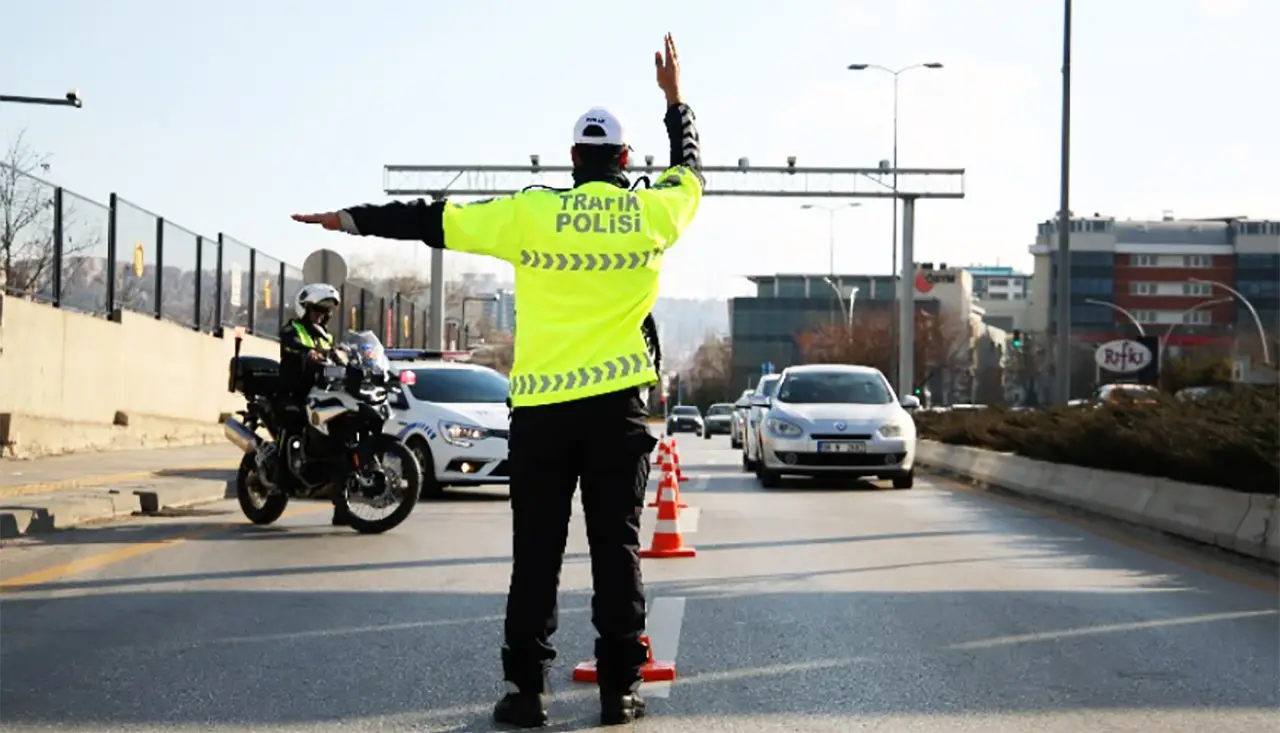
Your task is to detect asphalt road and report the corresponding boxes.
[1,436,1277,732]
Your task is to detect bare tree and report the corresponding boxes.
[799,310,973,402]
[683,334,733,409]
[1,130,100,306]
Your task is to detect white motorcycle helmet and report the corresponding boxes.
[295,283,341,320]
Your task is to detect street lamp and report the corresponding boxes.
[847,61,944,391]
[800,202,862,275]
[459,293,500,350]
[1083,298,1146,337]
[1161,298,1231,364]
[1191,278,1272,365]
[0,89,83,108]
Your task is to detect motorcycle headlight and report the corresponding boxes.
[766,418,804,438]
[440,421,490,446]
[877,422,905,439]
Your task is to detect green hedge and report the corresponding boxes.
[914,388,1279,495]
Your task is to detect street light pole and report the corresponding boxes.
[802,203,861,325]
[1191,278,1272,365]
[0,90,82,108]
[847,61,944,395]
[1083,298,1146,337]
[1054,0,1074,403]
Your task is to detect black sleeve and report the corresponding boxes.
[279,321,308,354]
[663,103,703,183]
[341,199,447,250]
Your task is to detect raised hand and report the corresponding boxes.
[654,32,681,105]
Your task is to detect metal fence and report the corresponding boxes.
[1,165,433,347]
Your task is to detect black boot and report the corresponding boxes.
[331,504,351,527]
[600,691,646,726]
[493,687,548,728]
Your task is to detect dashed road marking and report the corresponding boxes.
[640,596,686,699]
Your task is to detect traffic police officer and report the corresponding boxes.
[292,33,702,727]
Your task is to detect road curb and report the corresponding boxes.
[0,462,239,500]
[0,477,235,539]
[916,439,1279,565]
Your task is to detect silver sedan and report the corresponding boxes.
[753,364,919,489]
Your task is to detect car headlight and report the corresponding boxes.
[766,417,804,438]
[877,422,906,439]
[440,421,491,447]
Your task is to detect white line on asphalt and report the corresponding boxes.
[640,596,686,699]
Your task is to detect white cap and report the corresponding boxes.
[573,106,627,147]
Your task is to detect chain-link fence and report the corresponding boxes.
[1,164,433,346]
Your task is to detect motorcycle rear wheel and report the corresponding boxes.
[341,436,422,535]
[236,453,290,525]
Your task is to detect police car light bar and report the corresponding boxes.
[385,348,473,362]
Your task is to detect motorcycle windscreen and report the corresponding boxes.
[344,330,391,373]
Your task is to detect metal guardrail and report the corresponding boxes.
[0,164,434,347]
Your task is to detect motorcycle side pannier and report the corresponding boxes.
[229,355,281,395]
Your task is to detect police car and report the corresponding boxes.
[384,349,511,498]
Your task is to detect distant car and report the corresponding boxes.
[730,388,752,449]
[742,373,782,472]
[383,355,511,498]
[753,364,919,489]
[1094,383,1159,405]
[666,405,704,434]
[702,403,734,439]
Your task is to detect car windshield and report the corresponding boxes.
[407,367,510,403]
[707,404,732,416]
[776,371,893,405]
[343,331,390,373]
[759,377,780,397]
[672,406,700,416]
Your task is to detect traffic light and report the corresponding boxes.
[1011,329,1023,349]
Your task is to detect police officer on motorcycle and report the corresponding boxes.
[279,283,351,527]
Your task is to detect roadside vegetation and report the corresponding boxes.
[915,386,1279,495]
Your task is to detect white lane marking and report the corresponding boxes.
[643,506,699,533]
[948,609,1279,651]
[640,596,686,699]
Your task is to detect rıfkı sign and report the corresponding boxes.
[1094,339,1154,373]
[914,269,957,294]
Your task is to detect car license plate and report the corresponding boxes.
[818,442,866,454]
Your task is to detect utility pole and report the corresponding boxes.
[1054,0,1074,403]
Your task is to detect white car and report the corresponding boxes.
[741,373,782,472]
[384,353,511,498]
[729,388,752,449]
[751,364,920,489]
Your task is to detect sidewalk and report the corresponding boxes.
[0,445,242,498]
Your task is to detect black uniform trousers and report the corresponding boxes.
[502,387,657,694]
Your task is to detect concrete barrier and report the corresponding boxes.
[0,296,278,458]
[916,439,1278,565]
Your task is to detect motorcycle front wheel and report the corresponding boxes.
[341,435,422,535]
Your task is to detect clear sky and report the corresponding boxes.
[3,0,1274,300]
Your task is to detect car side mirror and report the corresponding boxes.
[750,395,771,408]
[900,395,921,411]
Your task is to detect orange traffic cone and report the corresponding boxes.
[572,634,677,683]
[670,439,690,483]
[648,465,688,509]
[640,479,696,559]
[652,437,670,467]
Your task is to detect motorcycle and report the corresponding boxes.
[223,328,421,534]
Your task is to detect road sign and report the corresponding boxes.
[1094,339,1154,374]
[301,249,348,288]
[761,361,775,375]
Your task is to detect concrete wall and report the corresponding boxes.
[0,295,278,458]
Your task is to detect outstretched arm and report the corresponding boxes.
[291,195,524,264]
